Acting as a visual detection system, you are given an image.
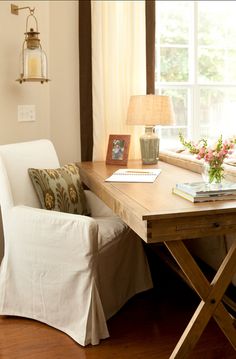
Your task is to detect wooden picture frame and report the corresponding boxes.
[106,134,131,166]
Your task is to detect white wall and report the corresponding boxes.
[0,0,81,260]
[49,0,81,165]
[0,0,80,163]
[0,1,51,144]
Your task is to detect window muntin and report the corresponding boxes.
[155,1,236,148]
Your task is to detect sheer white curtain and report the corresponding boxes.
[91,0,146,161]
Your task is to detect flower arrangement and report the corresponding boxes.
[179,132,236,183]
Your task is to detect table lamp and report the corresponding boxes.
[127,94,174,165]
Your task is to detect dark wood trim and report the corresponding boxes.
[79,0,93,161]
[145,0,155,94]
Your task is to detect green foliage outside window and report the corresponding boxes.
[156,1,236,146]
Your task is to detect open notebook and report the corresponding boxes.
[105,168,161,183]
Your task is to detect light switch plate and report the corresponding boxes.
[18,105,36,122]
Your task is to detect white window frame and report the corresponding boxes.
[155,1,236,147]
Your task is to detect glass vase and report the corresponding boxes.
[202,162,224,188]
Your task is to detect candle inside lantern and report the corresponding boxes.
[28,57,40,78]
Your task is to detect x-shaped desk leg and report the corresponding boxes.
[164,239,236,359]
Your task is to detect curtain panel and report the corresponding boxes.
[79,0,155,161]
[91,0,146,161]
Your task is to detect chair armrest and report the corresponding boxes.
[7,205,99,264]
[85,190,115,218]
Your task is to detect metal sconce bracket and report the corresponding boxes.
[11,4,35,16]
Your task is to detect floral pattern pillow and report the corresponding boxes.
[28,163,90,215]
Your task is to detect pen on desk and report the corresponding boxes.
[124,170,154,174]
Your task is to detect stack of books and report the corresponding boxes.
[173,181,236,202]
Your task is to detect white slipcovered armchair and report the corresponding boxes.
[0,139,153,346]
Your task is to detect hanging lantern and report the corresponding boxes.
[11,4,50,84]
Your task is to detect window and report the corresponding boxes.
[155,1,236,149]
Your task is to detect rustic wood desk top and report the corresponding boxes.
[78,160,236,243]
[78,160,236,358]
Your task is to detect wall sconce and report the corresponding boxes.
[11,4,50,84]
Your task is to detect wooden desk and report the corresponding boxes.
[78,160,236,358]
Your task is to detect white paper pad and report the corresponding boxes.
[105,168,161,183]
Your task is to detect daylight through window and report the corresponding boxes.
[155,1,236,149]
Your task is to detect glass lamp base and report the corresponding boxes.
[140,126,159,165]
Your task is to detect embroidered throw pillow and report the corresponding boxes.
[28,163,90,215]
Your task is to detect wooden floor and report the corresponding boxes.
[0,263,235,359]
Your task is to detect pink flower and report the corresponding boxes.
[204,149,214,162]
[179,133,236,165]
[179,133,236,183]
[196,146,206,160]
[199,147,206,155]
[218,150,225,160]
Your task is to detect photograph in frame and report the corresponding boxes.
[106,134,131,165]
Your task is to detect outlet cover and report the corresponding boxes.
[18,105,36,122]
